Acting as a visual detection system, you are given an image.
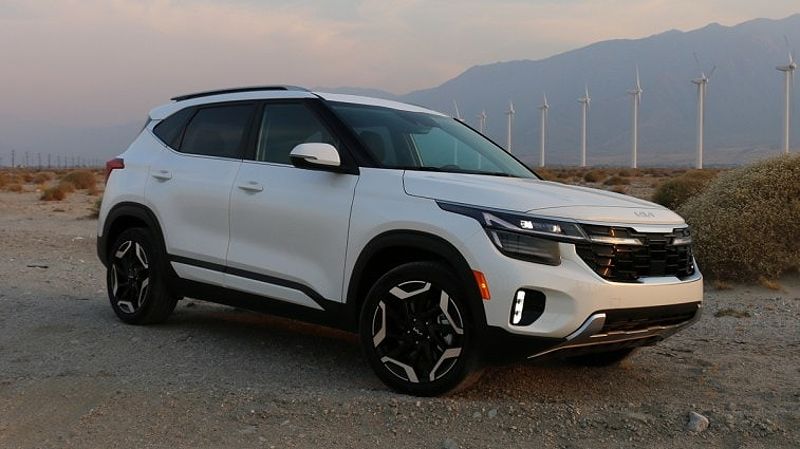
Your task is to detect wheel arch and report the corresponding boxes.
[346,230,487,331]
[98,202,168,268]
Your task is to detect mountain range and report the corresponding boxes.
[324,13,800,166]
[2,14,798,168]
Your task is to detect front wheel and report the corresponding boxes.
[359,262,483,396]
[107,227,177,324]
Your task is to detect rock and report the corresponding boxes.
[472,411,482,419]
[441,438,459,449]
[686,411,710,433]
[487,409,498,419]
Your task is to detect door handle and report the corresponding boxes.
[237,181,264,192]
[151,169,172,181]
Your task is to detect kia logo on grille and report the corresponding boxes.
[634,210,656,218]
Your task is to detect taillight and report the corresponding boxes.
[105,158,124,183]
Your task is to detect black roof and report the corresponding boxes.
[171,85,309,102]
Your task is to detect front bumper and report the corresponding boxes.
[482,301,701,363]
[528,301,701,359]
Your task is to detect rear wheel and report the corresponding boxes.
[359,262,483,396]
[107,227,177,324]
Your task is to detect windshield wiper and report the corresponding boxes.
[395,166,516,178]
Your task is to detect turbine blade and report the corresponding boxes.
[708,65,717,79]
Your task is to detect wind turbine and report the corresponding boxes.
[453,100,463,121]
[538,94,549,167]
[691,64,715,169]
[578,85,591,167]
[477,110,487,134]
[506,100,515,153]
[776,49,797,154]
[628,67,643,168]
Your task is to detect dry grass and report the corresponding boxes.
[5,183,23,193]
[680,155,800,280]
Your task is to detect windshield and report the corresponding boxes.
[328,102,537,178]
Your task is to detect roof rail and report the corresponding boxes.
[171,85,309,102]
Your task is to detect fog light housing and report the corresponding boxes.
[509,289,546,326]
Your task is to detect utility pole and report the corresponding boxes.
[11,149,15,168]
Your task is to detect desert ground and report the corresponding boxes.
[0,170,798,448]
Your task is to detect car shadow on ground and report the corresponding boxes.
[83,298,681,400]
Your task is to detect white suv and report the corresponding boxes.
[97,86,703,396]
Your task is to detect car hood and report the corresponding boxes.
[403,171,685,225]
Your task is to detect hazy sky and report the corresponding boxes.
[0,0,798,127]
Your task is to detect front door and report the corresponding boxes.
[226,101,359,309]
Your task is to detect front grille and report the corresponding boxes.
[601,302,700,333]
[575,225,695,282]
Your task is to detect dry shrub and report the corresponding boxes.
[5,183,23,193]
[40,186,67,201]
[616,168,639,177]
[536,169,558,181]
[651,170,717,210]
[711,280,732,290]
[757,276,782,291]
[89,196,103,218]
[679,155,800,280]
[583,170,605,183]
[603,175,630,186]
[611,185,627,194]
[61,170,97,190]
[58,181,76,193]
[34,172,55,184]
[22,172,35,183]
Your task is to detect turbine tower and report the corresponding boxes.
[453,100,463,121]
[628,68,643,168]
[691,66,715,169]
[776,51,797,154]
[506,100,515,153]
[538,94,549,167]
[477,110,487,134]
[578,85,591,167]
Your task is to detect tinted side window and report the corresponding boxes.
[255,103,337,164]
[152,107,195,149]
[179,104,255,158]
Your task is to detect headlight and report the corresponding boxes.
[438,202,588,265]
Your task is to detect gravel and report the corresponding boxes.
[1,189,799,448]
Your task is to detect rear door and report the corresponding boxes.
[146,102,256,285]
[225,100,359,309]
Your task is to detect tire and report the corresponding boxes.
[566,348,638,367]
[106,227,178,325]
[359,261,483,396]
